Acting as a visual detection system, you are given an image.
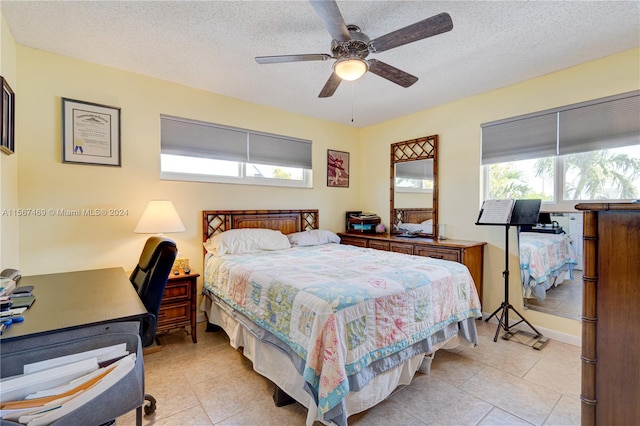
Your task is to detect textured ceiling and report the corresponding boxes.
[2,1,639,127]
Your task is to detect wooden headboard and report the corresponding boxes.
[202,209,319,242]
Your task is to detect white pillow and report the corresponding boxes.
[421,219,433,233]
[204,228,291,255]
[398,223,424,233]
[287,229,341,246]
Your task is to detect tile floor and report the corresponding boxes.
[117,320,581,426]
[524,271,582,321]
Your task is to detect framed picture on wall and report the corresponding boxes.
[327,149,349,188]
[1,76,15,155]
[62,98,121,166]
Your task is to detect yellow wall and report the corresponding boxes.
[0,10,19,271]
[361,47,640,338]
[15,47,360,277]
[3,6,639,341]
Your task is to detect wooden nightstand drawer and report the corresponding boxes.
[157,301,190,326]
[163,280,191,302]
[390,242,413,255]
[369,240,390,251]
[158,271,199,343]
[340,236,368,248]
[414,247,460,262]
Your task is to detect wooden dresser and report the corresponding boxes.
[338,233,486,305]
[575,203,640,426]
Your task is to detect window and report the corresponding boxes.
[160,115,312,187]
[482,91,640,207]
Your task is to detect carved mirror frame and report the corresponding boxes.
[390,135,438,238]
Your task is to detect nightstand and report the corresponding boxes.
[157,270,199,343]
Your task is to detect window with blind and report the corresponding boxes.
[160,115,313,187]
[481,91,640,207]
[394,159,434,192]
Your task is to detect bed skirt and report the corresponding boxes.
[200,294,475,425]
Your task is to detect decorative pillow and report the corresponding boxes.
[287,229,341,246]
[203,228,291,255]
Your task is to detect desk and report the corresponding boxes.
[1,267,147,342]
[0,267,147,425]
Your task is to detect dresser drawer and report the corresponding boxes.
[414,246,460,262]
[390,242,413,255]
[157,301,190,326]
[162,280,191,303]
[340,236,368,248]
[369,240,390,251]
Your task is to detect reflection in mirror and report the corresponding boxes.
[394,159,434,209]
[390,135,438,238]
[519,212,584,320]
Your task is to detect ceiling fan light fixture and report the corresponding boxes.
[334,58,368,81]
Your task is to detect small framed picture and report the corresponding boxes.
[1,76,15,155]
[327,149,349,188]
[62,98,121,166]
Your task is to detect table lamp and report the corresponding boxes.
[134,200,187,274]
[134,200,185,235]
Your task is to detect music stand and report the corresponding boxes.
[476,199,548,349]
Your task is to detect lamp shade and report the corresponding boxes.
[134,200,186,234]
[334,58,368,81]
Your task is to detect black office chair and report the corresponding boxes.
[130,236,178,415]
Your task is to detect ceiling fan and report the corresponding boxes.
[255,0,453,98]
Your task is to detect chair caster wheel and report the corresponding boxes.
[144,394,156,415]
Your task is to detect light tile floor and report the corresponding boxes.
[118,320,581,425]
[524,271,582,321]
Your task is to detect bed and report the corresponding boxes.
[200,209,481,426]
[519,231,578,302]
[392,208,434,234]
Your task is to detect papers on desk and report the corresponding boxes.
[0,344,133,425]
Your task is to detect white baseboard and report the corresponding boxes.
[482,313,581,347]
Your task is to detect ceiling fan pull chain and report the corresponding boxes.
[351,83,355,123]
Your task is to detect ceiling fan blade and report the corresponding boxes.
[256,54,332,64]
[309,0,350,42]
[368,59,418,88]
[369,12,453,53]
[318,72,342,98]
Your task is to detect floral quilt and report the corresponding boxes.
[204,243,481,419]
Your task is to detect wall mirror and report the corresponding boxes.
[519,212,583,320]
[390,135,438,238]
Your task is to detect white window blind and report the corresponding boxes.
[395,159,434,179]
[481,113,558,165]
[248,133,312,168]
[559,94,640,155]
[160,115,312,169]
[481,90,640,165]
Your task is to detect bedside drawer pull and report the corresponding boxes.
[430,255,443,259]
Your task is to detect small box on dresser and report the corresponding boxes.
[157,270,199,343]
